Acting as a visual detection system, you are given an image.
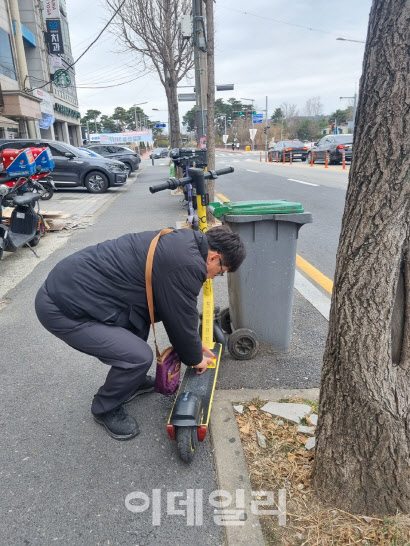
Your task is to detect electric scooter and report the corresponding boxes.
[0,176,45,261]
[149,166,233,463]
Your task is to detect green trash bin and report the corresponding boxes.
[209,200,312,352]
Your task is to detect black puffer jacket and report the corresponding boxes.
[45,229,207,366]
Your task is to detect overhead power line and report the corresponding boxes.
[28,0,126,92]
[218,6,332,34]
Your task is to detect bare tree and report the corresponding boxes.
[313,0,410,515]
[304,96,323,118]
[107,0,194,147]
[280,102,298,120]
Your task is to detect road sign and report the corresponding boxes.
[252,119,263,124]
[222,134,228,144]
[249,129,257,140]
[178,93,196,101]
[216,84,234,91]
[252,114,263,118]
[155,124,166,128]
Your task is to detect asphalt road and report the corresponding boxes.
[214,152,349,280]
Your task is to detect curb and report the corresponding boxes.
[211,400,265,546]
[210,388,319,545]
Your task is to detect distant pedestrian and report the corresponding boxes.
[232,142,235,151]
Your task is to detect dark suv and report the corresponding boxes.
[86,144,140,177]
[0,139,127,193]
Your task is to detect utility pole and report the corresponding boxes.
[193,0,207,145]
[205,0,215,170]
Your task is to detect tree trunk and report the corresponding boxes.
[166,80,182,149]
[313,0,410,515]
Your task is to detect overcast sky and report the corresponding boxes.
[67,0,372,121]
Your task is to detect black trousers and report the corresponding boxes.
[35,284,153,415]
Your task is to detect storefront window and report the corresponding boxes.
[0,28,17,80]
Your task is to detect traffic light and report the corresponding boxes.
[263,126,270,134]
[251,111,256,115]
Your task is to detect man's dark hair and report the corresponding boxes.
[206,225,246,272]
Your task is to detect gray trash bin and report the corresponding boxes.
[209,200,312,352]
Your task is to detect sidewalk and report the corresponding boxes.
[0,164,327,545]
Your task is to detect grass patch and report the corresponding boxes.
[233,398,410,545]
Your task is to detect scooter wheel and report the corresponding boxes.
[227,328,259,360]
[177,426,198,463]
[220,307,232,334]
[29,215,45,247]
[40,188,54,201]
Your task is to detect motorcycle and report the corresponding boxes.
[0,146,55,201]
[0,175,46,261]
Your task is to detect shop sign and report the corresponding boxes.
[44,0,60,19]
[32,89,54,115]
[53,69,71,88]
[50,55,63,70]
[46,19,64,54]
[54,102,81,119]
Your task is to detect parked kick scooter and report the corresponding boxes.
[149,166,233,463]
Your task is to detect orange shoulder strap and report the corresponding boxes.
[145,229,174,358]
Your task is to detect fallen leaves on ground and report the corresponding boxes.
[234,397,410,545]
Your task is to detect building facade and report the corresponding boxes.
[0,0,81,144]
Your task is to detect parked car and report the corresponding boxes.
[86,144,140,177]
[306,134,353,164]
[0,139,127,193]
[150,148,169,159]
[268,140,309,162]
[78,147,103,158]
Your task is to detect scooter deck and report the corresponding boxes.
[168,343,222,427]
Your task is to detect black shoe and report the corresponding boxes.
[124,375,155,404]
[93,406,139,440]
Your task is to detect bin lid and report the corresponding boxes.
[208,200,304,218]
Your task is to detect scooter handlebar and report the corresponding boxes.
[149,167,235,194]
[149,178,179,193]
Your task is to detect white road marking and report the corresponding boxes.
[246,169,259,173]
[294,271,330,320]
[287,178,319,187]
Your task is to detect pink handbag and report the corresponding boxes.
[146,229,181,395]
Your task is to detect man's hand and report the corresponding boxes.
[193,355,215,375]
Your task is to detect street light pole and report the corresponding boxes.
[133,102,148,131]
[336,37,365,44]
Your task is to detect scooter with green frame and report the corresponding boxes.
[149,166,233,463]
